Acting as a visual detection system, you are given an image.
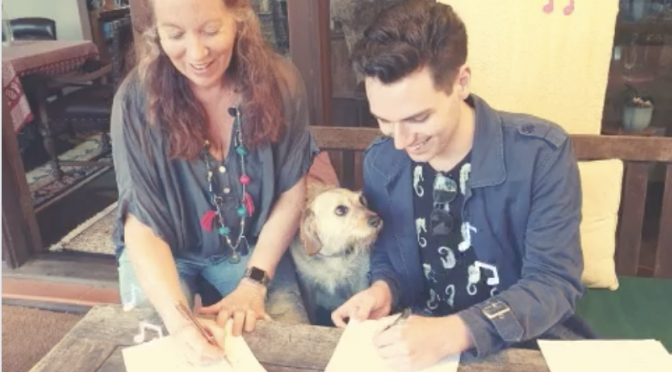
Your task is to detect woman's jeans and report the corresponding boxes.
[117,247,310,325]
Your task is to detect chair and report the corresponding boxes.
[28,60,114,180]
[9,17,57,40]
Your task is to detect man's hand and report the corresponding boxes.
[331,281,393,327]
[199,279,272,336]
[373,315,472,371]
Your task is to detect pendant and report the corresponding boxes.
[229,253,241,264]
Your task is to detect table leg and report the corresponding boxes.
[34,83,63,180]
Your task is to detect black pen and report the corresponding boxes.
[380,308,412,333]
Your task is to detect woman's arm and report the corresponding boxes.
[124,214,191,333]
[246,176,306,279]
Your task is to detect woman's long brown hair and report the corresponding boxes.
[137,0,285,160]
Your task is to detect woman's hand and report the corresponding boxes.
[373,315,472,371]
[171,317,229,367]
[199,279,272,336]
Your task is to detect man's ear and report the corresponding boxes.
[299,209,322,256]
[456,65,471,100]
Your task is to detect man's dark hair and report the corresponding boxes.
[351,0,468,93]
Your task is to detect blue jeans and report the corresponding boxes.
[118,248,252,311]
[118,247,311,325]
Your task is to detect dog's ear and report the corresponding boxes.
[299,209,322,256]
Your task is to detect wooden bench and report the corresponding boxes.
[29,304,552,372]
[309,126,672,351]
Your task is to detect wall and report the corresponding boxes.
[4,0,92,41]
[440,0,620,135]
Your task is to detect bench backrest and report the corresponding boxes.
[309,126,672,279]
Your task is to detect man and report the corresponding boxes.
[331,1,595,370]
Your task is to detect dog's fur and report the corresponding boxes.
[290,181,383,325]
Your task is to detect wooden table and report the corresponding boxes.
[2,40,99,132]
[29,304,550,372]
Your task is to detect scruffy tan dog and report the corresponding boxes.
[290,182,383,325]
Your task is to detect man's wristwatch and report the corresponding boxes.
[244,266,270,287]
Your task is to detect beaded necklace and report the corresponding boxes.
[199,106,254,264]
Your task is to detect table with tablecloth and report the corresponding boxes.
[2,40,99,133]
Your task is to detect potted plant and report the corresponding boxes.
[620,84,654,132]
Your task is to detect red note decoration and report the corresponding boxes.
[243,192,255,216]
[564,0,575,15]
[543,0,574,15]
[200,210,217,232]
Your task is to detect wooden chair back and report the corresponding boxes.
[309,126,672,279]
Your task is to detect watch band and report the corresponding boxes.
[244,267,270,287]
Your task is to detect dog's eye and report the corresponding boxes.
[335,205,349,216]
[359,195,368,207]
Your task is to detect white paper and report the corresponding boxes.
[122,320,267,372]
[538,339,671,372]
[325,314,460,372]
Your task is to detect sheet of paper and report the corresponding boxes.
[122,320,267,372]
[538,339,670,372]
[325,314,460,372]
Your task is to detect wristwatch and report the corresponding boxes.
[244,266,270,287]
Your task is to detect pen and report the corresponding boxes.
[175,302,218,346]
[380,308,412,333]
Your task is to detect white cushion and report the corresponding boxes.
[577,159,624,290]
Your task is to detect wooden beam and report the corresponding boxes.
[655,164,672,278]
[287,0,332,126]
[2,252,118,287]
[128,0,152,59]
[309,126,672,163]
[2,99,43,266]
[615,163,650,276]
[572,135,672,162]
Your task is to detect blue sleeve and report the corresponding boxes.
[363,149,402,310]
[111,73,178,255]
[457,137,585,358]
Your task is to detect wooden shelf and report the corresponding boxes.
[616,19,672,35]
[91,7,130,22]
[88,7,131,62]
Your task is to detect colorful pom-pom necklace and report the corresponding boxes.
[200,106,253,264]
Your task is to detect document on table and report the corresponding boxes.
[538,339,670,372]
[324,314,460,372]
[121,320,267,372]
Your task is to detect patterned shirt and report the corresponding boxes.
[412,153,496,316]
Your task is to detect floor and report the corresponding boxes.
[2,305,84,372]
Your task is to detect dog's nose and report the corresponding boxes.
[368,215,382,228]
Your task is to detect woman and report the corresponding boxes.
[110,0,317,364]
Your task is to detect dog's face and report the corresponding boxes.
[300,187,383,257]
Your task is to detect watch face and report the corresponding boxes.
[249,267,266,282]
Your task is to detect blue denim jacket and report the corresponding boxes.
[364,94,587,358]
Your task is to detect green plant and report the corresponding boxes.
[621,84,654,108]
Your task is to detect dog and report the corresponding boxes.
[290,182,383,326]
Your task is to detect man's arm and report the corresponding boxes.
[458,137,585,358]
[363,151,402,310]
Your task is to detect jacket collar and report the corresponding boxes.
[370,94,507,189]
